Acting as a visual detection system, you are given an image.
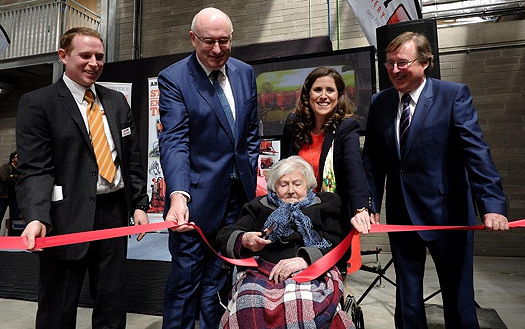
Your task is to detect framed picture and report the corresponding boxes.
[252,46,376,137]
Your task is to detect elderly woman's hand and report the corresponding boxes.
[351,211,372,234]
[269,257,308,284]
[241,232,272,252]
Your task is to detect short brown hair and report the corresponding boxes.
[387,32,434,73]
[59,27,103,54]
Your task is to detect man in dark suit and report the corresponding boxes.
[362,32,509,328]
[158,7,259,329]
[16,27,149,329]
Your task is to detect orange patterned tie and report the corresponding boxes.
[84,89,116,183]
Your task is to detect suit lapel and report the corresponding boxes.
[402,78,434,159]
[384,91,400,161]
[56,79,94,154]
[319,131,334,177]
[96,85,123,160]
[188,54,235,144]
[226,62,242,146]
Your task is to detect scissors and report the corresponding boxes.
[260,223,277,239]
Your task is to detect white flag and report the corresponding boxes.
[347,0,420,48]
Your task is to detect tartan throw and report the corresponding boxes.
[221,265,355,329]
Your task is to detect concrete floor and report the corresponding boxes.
[0,254,523,328]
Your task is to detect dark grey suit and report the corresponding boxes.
[16,78,148,328]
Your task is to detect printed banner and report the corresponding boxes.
[147,77,165,218]
[347,0,420,47]
[97,82,132,107]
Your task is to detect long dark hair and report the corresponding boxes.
[293,67,355,149]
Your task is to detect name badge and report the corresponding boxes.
[121,127,131,137]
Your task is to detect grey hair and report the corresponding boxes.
[191,7,233,34]
[267,156,317,192]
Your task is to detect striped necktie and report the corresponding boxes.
[84,89,116,183]
[399,93,411,154]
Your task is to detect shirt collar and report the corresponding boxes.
[195,53,227,78]
[62,73,97,103]
[398,77,426,105]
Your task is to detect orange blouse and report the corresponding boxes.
[298,132,325,190]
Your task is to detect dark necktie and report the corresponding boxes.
[399,93,411,154]
[211,70,235,138]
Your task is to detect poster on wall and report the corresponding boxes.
[256,138,280,196]
[147,77,165,221]
[97,81,132,107]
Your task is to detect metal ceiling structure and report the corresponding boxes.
[420,0,525,25]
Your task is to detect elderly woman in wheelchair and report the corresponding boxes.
[217,156,355,328]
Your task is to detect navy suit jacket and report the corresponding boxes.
[158,53,259,232]
[363,77,506,240]
[16,79,149,259]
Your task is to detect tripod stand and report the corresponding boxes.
[354,248,396,305]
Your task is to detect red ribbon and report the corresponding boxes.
[1,219,523,283]
[291,218,525,283]
[0,221,258,267]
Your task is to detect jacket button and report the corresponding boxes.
[400,170,406,176]
[90,197,96,202]
[92,170,97,176]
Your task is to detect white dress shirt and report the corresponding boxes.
[63,73,124,194]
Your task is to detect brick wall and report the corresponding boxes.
[114,0,365,60]
[441,46,525,256]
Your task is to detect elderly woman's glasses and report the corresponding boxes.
[384,59,417,70]
[193,32,231,47]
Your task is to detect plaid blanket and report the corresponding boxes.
[220,263,355,329]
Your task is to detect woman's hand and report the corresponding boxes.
[241,232,272,252]
[350,211,372,234]
[269,257,308,284]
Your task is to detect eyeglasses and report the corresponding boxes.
[384,59,417,70]
[193,32,231,47]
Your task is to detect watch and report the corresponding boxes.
[354,207,368,215]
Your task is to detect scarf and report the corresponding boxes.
[263,189,332,249]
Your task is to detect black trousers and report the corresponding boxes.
[36,189,128,329]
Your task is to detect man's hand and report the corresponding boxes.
[166,193,194,232]
[268,257,308,284]
[133,209,149,241]
[350,211,372,234]
[241,231,272,252]
[21,220,47,251]
[483,213,509,231]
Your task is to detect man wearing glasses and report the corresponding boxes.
[362,32,508,328]
[158,7,259,329]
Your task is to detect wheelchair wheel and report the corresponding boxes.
[342,295,365,328]
[343,294,355,313]
[353,305,365,329]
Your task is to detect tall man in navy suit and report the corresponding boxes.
[158,7,259,329]
[16,27,149,329]
[362,32,509,328]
